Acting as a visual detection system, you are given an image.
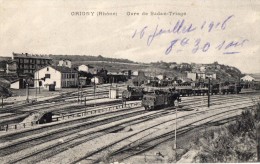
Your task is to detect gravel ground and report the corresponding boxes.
[37,99,253,163]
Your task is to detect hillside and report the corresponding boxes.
[0,53,244,84]
[52,55,242,81]
[50,55,135,64]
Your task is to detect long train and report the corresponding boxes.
[122,82,242,100]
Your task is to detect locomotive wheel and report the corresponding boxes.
[144,106,148,110]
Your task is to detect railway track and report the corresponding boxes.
[4,109,182,163]
[0,106,144,154]
[1,93,258,162]
[75,101,254,163]
[0,93,122,126]
[1,83,126,113]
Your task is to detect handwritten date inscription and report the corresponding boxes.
[132,15,248,55]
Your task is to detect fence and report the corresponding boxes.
[52,102,141,121]
[0,102,141,132]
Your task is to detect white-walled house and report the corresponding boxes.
[241,75,255,81]
[78,65,88,72]
[78,64,94,73]
[34,66,78,89]
[58,59,72,68]
[132,71,139,76]
[156,75,165,80]
[187,72,197,81]
[187,71,216,81]
[91,76,104,84]
[200,66,206,72]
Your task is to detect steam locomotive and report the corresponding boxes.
[122,86,144,100]
[142,89,181,111]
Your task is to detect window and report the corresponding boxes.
[39,81,42,86]
[45,74,51,78]
[72,74,75,78]
[47,67,49,71]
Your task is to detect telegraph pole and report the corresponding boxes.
[77,75,80,103]
[35,67,37,101]
[1,97,3,108]
[26,82,29,103]
[94,77,96,107]
[208,78,211,107]
[38,68,40,94]
[81,83,83,103]
[35,78,37,101]
[257,103,260,161]
[174,100,179,162]
[175,106,177,161]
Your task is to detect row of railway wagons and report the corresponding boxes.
[122,83,242,100]
[122,83,243,111]
[177,83,242,96]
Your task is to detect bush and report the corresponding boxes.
[196,107,258,163]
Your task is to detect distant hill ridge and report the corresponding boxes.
[50,55,135,64]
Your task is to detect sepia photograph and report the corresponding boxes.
[0,0,259,163]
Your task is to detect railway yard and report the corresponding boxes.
[0,84,259,163]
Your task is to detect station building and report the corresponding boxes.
[34,66,78,90]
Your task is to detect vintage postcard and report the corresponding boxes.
[0,0,259,163]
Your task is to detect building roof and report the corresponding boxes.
[248,74,260,81]
[13,52,52,60]
[78,64,94,68]
[53,66,78,73]
[6,60,17,64]
[0,57,12,61]
[35,65,77,73]
[132,74,148,83]
[59,59,71,61]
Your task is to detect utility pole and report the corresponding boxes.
[35,68,37,101]
[38,68,40,94]
[84,95,86,106]
[257,103,260,161]
[208,78,211,107]
[94,77,96,107]
[77,76,80,103]
[81,83,83,103]
[174,101,178,162]
[26,82,29,103]
[35,79,37,101]
[1,97,3,108]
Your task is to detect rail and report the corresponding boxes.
[52,102,140,121]
[0,102,141,132]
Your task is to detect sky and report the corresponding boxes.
[0,0,259,73]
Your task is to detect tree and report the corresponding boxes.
[0,86,12,98]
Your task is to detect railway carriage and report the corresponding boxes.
[220,82,242,94]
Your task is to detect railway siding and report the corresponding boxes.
[0,99,127,131]
[39,98,255,163]
[0,91,258,164]
[1,108,169,163]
